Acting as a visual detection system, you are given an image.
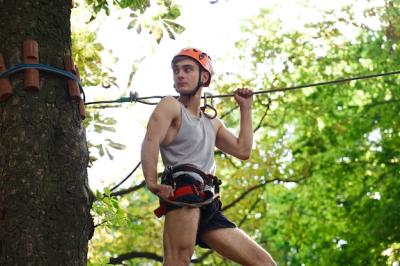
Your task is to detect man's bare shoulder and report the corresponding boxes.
[153,96,181,118]
[159,95,179,105]
[211,116,224,131]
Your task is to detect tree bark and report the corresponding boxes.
[0,1,94,265]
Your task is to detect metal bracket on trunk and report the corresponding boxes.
[23,39,40,91]
[64,55,81,102]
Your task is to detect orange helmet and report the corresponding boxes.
[172,48,213,87]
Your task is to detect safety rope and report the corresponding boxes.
[84,69,400,106]
[110,162,141,192]
[2,64,398,107]
[85,92,162,106]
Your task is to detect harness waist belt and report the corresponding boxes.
[153,164,221,218]
[168,164,209,179]
[172,171,204,184]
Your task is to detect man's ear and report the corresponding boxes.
[201,71,210,84]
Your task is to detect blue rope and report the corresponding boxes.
[0,63,85,100]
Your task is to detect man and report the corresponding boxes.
[141,48,276,266]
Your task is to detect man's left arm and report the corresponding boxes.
[215,88,253,160]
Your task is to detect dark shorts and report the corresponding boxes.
[163,175,236,249]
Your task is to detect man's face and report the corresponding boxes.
[172,58,201,94]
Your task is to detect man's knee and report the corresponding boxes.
[164,253,192,266]
[251,251,277,266]
[164,257,191,266]
[164,245,194,266]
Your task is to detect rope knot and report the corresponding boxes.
[129,91,139,102]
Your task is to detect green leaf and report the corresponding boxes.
[105,139,127,150]
[104,146,114,160]
[97,145,104,157]
[103,187,111,197]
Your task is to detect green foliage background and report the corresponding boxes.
[79,0,400,265]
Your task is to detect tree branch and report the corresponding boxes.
[109,251,163,264]
[254,96,271,133]
[238,196,261,227]
[220,105,239,119]
[222,176,305,211]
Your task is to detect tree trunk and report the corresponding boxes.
[0,1,94,265]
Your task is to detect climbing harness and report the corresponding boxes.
[154,164,222,218]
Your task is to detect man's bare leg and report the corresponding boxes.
[163,207,200,266]
[201,227,276,266]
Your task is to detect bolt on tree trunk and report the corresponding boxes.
[0,1,94,265]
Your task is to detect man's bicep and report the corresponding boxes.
[145,111,171,144]
[215,121,239,155]
[216,127,235,146]
[144,97,178,144]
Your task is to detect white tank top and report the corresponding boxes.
[160,104,216,177]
